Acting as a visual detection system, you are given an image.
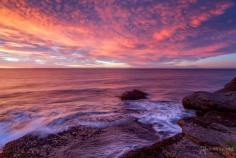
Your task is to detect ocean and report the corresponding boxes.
[0,69,235,157]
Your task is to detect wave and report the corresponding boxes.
[123,100,194,138]
[0,88,109,99]
[0,98,194,149]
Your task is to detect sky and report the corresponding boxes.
[0,0,236,68]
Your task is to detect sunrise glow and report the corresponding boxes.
[0,0,236,68]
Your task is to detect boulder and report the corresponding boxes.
[217,77,236,93]
[182,91,236,112]
[120,89,148,100]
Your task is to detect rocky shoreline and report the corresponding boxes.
[123,110,236,158]
[123,77,236,158]
[1,78,236,158]
[0,119,158,158]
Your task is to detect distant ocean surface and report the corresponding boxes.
[0,69,235,156]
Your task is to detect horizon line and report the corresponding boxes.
[0,67,235,70]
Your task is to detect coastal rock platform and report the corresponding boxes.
[124,111,236,158]
[0,120,158,158]
[124,77,236,158]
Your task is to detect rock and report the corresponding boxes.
[123,78,236,158]
[0,120,158,158]
[120,89,148,100]
[123,111,236,158]
[0,126,101,158]
[180,111,236,147]
[182,91,236,112]
[123,133,187,158]
[217,77,236,93]
[123,133,234,158]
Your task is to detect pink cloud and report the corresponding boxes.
[0,0,235,68]
[153,29,176,42]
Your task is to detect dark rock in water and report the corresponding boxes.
[217,77,236,93]
[182,91,236,112]
[120,89,148,100]
[123,111,236,158]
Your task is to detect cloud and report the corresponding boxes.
[0,0,235,68]
[190,1,233,27]
[153,29,176,42]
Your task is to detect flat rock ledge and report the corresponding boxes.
[123,111,236,158]
[0,120,158,158]
[123,78,236,158]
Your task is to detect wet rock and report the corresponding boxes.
[183,77,236,112]
[0,126,101,158]
[123,133,186,158]
[0,121,158,158]
[182,91,236,112]
[123,77,236,158]
[217,77,236,93]
[123,111,236,158]
[120,89,148,100]
[123,133,233,158]
[180,111,236,147]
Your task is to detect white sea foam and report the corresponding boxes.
[124,100,194,138]
[0,99,193,149]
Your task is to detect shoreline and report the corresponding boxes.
[123,77,236,158]
[123,111,236,158]
[1,77,236,158]
[0,119,159,158]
